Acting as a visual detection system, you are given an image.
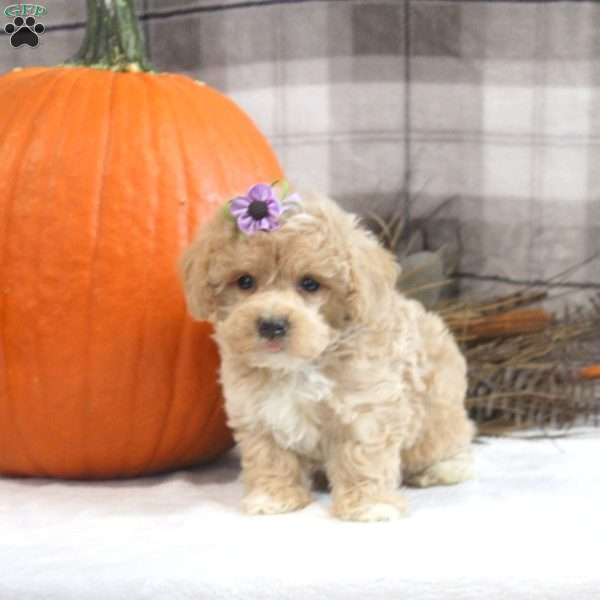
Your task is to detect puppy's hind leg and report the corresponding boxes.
[404,448,474,488]
[402,390,475,488]
[402,316,476,488]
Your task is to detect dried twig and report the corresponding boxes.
[442,293,600,435]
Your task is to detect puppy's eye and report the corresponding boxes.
[237,274,255,290]
[299,276,320,293]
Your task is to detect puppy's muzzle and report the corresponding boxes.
[257,317,289,340]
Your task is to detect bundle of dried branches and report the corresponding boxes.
[440,290,600,435]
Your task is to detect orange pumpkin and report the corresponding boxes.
[0,0,282,478]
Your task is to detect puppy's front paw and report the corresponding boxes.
[333,495,408,522]
[242,486,312,515]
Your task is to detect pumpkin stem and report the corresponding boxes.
[68,0,151,72]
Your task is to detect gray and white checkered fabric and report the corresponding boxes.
[2,0,599,299]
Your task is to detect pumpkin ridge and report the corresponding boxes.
[169,77,231,201]
[33,69,89,475]
[155,81,228,469]
[0,71,58,139]
[0,72,31,471]
[3,68,49,83]
[115,73,155,475]
[139,74,192,473]
[0,72,32,471]
[0,70,70,476]
[145,76,237,470]
[81,70,116,476]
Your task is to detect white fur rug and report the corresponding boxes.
[1,432,598,599]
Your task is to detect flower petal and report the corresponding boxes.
[266,198,282,217]
[237,214,255,233]
[248,183,274,203]
[248,220,263,235]
[267,205,281,219]
[230,206,249,218]
[230,196,251,216]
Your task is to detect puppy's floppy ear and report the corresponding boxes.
[347,221,400,323]
[179,210,230,321]
[179,232,217,321]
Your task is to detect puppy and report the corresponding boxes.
[180,187,475,522]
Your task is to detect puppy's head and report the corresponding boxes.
[179,192,399,369]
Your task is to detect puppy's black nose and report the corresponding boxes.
[257,318,289,340]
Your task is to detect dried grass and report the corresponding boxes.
[442,290,600,435]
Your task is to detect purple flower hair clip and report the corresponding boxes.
[226,181,301,235]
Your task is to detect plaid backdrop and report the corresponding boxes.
[1,0,599,300]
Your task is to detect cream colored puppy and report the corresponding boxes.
[180,188,475,522]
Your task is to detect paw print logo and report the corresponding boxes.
[4,16,45,48]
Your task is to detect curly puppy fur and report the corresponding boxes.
[180,192,475,522]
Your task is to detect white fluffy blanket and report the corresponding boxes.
[1,433,598,599]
